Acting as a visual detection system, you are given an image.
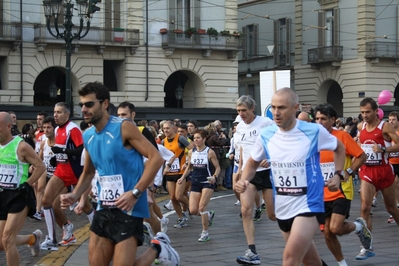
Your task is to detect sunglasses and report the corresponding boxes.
[78,100,104,108]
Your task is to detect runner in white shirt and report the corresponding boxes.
[236,87,346,266]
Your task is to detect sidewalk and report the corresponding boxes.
[38,190,399,265]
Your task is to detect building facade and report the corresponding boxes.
[0,0,241,125]
[238,0,399,118]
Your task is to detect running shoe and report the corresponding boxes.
[355,217,373,249]
[62,222,74,241]
[151,232,180,266]
[261,203,266,212]
[29,229,42,257]
[163,201,174,211]
[173,218,187,228]
[198,231,210,242]
[182,212,188,221]
[236,249,261,265]
[143,222,154,245]
[372,197,377,207]
[32,212,42,221]
[239,212,242,218]
[253,209,262,221]
[235,200,241,206]
[387,215,396,224]
[40,235,58,251]
[58,234,76,246]
[355,247,375,260]
[161,217,169,233]
[208,211,215,227]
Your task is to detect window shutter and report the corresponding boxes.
[274,19,279,67]
[194,0,200,29]
[242,26,247,59]
[333,8,340,46]
[169,0,176,31]
[286,17,291,66]
[254,24,259,57]
[318,11,325,47]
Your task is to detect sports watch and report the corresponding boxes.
[346,167,353,175]
[334,170,345,180]
[131,188,143,199]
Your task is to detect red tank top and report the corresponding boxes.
[360,121,390,166]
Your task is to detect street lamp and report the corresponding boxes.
[42,0,100,116]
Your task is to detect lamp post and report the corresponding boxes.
[42,0,98,117]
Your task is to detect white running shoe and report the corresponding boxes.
[234,200,241,206]
[40,235,58,251]
[151,232,180,266]
[143,222,154,245]
[163,201,174,211]
[29,229,42,257]
[62,222,74,241]
[161,217,169,233]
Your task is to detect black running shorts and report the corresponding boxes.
[277,212,325,232]
[324,198,351,219]
[250,169,272,191]
[0,187,36,220]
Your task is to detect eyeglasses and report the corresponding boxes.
[78,100,103,108]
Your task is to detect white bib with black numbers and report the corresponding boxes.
[361,144,382,165]
[271,161,307,196]
[98,174,124,208]
[0,164,19,189]
[320,162,335,182]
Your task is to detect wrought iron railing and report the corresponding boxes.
[365,41,399,58]
[308,46,343,64]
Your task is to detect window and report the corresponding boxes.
[176,0,191,29]
[274,18,291,67]
[169,0,200,30]
[248,84,255,99]
[318,8,340,47]
[242,24,258,59]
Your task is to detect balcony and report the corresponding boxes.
[307,46,343,67]
[0,22,22,51]
[34,25,139,54]
[161,32,243,58]
[364,41,399,61]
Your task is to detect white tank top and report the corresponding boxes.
[43,139,56,178]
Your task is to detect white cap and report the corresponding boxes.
[234,115,242,123]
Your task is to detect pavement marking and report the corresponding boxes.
[34,193,173,266]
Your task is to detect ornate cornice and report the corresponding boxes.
[318,0,339,5]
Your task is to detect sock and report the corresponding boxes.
[338,259,347,266]
[354,221,362,233]
[43,207,57,242]
[151,240,162,258]
[86,209,94,224]
[161,217,167,223]
[28,233,36,245]
[248,244,257,254]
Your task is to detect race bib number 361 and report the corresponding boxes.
[271,161,307,196]
[98,174,124,208]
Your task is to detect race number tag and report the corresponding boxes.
[98,174,124,208]
[320,162,335,182]
[192,153,207,168]
[54,145,69,164]
[0,164,19,190]
[390,152,399,158]
[271,161,307,196]
[361,144,382,165]
[169,158,180,173]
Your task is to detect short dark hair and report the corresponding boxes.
[193,129,208,139]
[78,82,110,102]
[118,101,136,113]
[178,123,187,130]
[314,103,337,119]
[37,112,48,118]
[43,116,56,128]
[360,97,378,110]
[187,120,198,128]
[389,111,399,120]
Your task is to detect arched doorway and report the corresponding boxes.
[318,79,343,117]
[394,83,399,106]
[164,71,188,108]
[33,67,68,107]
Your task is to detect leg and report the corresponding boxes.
[145,204,161,234]
[381,184,399,224]
[262,188,276,221]
[188,192,201,216]
[175,178,189,212]
[88,232,114,266]
[198,188,214,231]
[359,180,376,231]
[281,216,321,266]
[240,184,258,246]
[324,216,345,262]
[232,172,240,202]
[167,181,183,218]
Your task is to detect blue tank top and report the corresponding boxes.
[190,147,212,181]
[83,116,148,218]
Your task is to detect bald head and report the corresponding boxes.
[0,112,13,144]
[298,111,311,122]
[274,87,299,107]
[0,112,12,125]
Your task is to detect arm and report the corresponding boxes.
[208,149,221,184]
[235,157,260,193]
[18,142,46,186]
[178,150,193,183]
[327,139,346,191]
[381,122,399,153]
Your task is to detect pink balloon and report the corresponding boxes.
[378,90,392,105]
[377,108,384,119]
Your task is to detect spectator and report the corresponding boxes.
[8,111,20,135]
[21,123,35,149]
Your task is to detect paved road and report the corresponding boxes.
[2,188,399,265]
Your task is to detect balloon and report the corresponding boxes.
[377,108,384,119]
[378,90,392,105]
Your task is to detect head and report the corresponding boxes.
[147,126,157,139]
[22,123,35,135]
[297,111,311,122]
[177,124,188,137]
[159,120,167,134]
[359,97,378,123]
[213,120,222,131]
[162,120,175,138]
[236,95,256,124]
[36,112,48,129]
[54,102,71,126]
[149,120,159,131]
[204,123,216,134]
[389,111,399,129]
[271,87,299,131]
[43,116,56,139]
[173,119,181,127]
[8,111,17,126]
[78,82,111,126]
[117,101,136,120]
[187,120,198,135]
[193,129,208,147]
[80,120,90,132]
[0,112,13,144]
[314,103,337,132]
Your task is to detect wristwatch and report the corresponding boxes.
[381,146,387,153]
[334,170,345,180]
[131,188,143,199]
[346,167,353,175]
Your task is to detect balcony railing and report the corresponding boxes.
[34,24,139,46]
[161,32,243,50]
[0,22,21,41]
[308,46,343,64]
[365,41,399,59]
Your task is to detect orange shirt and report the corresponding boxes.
[163,134,186,175]
[389,131,399,165]
[320,129,364,201]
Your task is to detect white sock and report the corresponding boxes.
[354,221,362,233]
[337,259,347,266]
[86,209,94,224]
[43,207,56,241]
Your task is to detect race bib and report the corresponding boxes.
[169,158,180,173]
[320,162,335,182]
[192,153,207,167]
[271,161,307,196]
[0,164,19,190]
[54,145,69,164]
[361,144,382,165]
[98,174,124,208]
[390,152,399,158]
